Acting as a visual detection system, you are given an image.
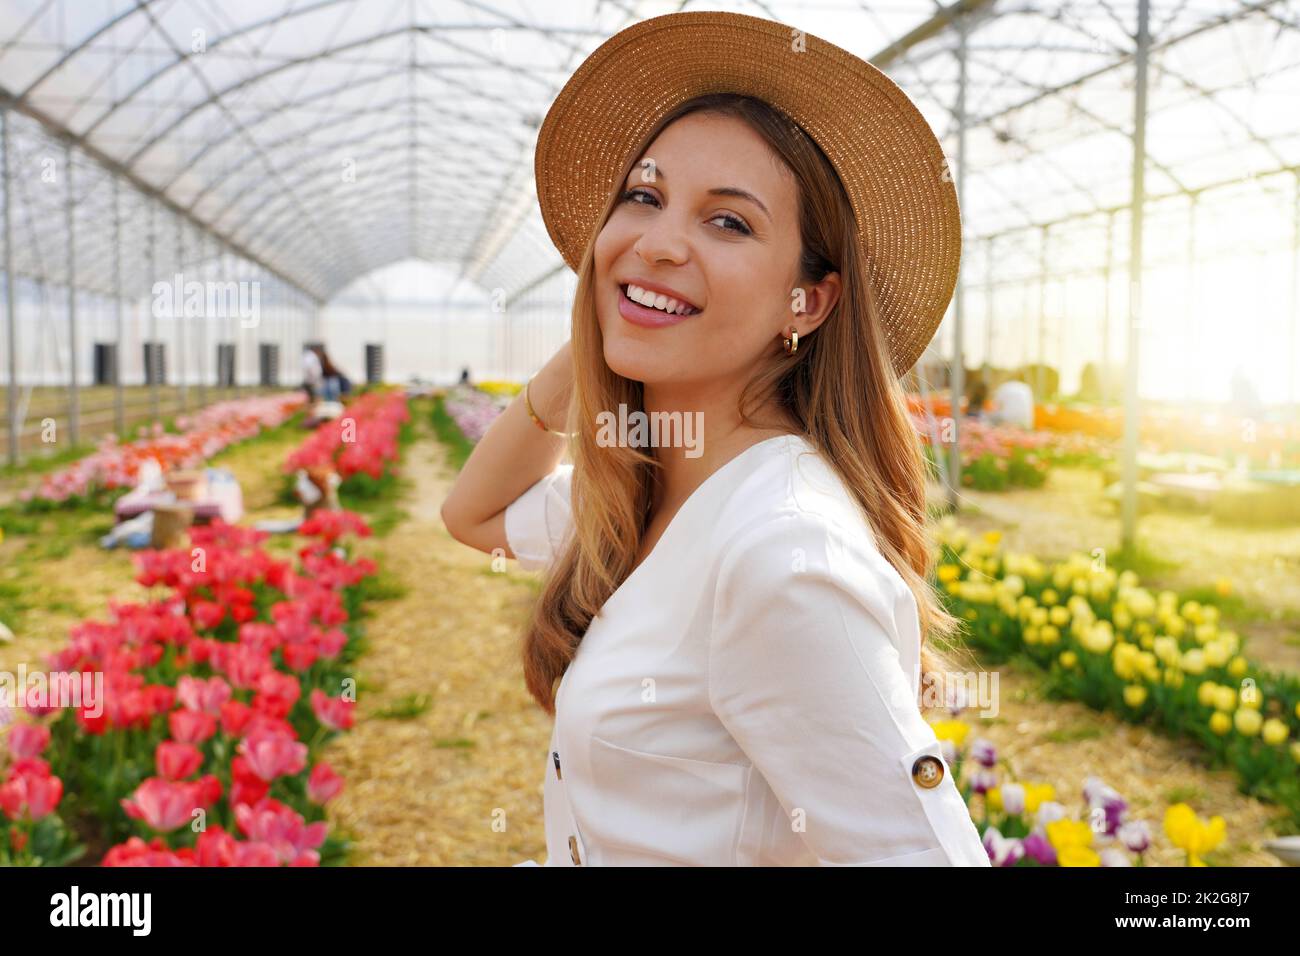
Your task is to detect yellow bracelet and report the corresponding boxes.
[524,377,574,437]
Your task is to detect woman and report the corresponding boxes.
[442,11,989,867]
[316,346,351,401]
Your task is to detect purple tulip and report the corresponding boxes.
[970,768,998,795]
[1117,820,1152,854]
[1022,830,1058,865]
[982,826,1025,867]
[970,738,997,768]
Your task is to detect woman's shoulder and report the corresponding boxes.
[710,435,907,595]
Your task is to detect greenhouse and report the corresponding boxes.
[0,0,1298,877]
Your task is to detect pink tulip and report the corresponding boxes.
[310,689,355,731]
[308,763,344,805]
[169,708,217,745]
[0,771,63,821]
[237,729,308,782]
[8,724,50,760]
[121,777,205,832]
[176,675,232,715]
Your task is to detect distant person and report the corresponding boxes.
[1228,365,1263,420]
[966,374,989,421]
[302,344,323,402]
[991,378,1034,428]
[459,366,471,385]
[317,346,353,401]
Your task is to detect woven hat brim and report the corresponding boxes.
[534,10,960,379]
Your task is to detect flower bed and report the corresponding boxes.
[0,511,376,866]
[21,394,306,506]
[0,400,410,866]
[284,392,410,497]
[933,519,1300,825]
[441,384,509,444]
[931,716,1222,866]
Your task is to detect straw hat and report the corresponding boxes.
[534,10,960,379]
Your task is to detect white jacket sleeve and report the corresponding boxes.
[707,511,990,866]
[503,463,575,572]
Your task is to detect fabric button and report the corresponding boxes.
[911,755,944,789]
[568,834,582,865]
[553,750,562,780]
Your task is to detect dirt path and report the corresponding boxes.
[320,417,553,865]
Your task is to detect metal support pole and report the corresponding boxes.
[945,7,969,511]
[148,202,159,423]
[198,232,208,407]
[1186,195,1198,406]
[1103,211,1115,404]
[1037,224,1049,403]
[1289,172,1299,413]
[112,175,124,436]
[985,237,994,368]
[176,217,187,411]
[65,139,79,447]
[1121,0,1152,555]
[2,108,18,465]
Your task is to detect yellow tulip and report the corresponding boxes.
[1024,782,1056,814]
[1234,708,1262,737]
[1181,648,1205,674]
[930,720,970,746]
[1164,804,1226,866]
[1197,681,1220,708]
[1039,624,1060,645]
[1209,711,1231,735]
[937,564,961,584]
[983,530,1002,547]
[1290,742,1300,763]
[1123,685,1148,708]
[1227,656,1248,679]
[1262,718,1290,746]
[1214,577,1232,597]
[1059,650,1078,669]
[1057,845,1102,867]
[1213,686,1236,712]
[1203,641,1229,668]
[1046,818,1093,851]
[1041,587,1059,606]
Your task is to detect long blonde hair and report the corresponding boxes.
[523,92,973,715]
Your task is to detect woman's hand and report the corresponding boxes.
[439,341,573,557]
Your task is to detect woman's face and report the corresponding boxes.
[593,111,829,394]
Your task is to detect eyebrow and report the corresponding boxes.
[627,164,771,220]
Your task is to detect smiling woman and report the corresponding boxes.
[439,9,987,867]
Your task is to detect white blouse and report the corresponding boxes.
[505,433,989,867]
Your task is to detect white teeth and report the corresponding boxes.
[626,284,697,315]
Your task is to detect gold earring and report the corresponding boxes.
[783,326,799,355]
